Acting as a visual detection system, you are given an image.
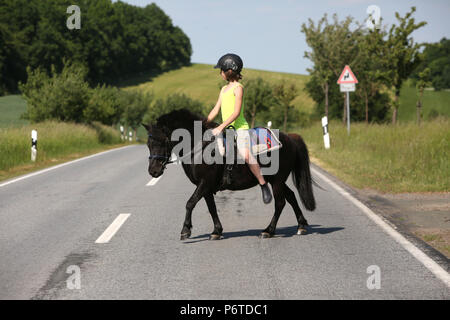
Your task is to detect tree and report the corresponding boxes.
[121,89,153,138]
[354,26,391,123]
[273,80,298,132]
[416,68,431,126]
[84,85,124,125]
[242,78,274,128]
[0,0,192,95]
[302,14,363,123]
[20,61,91,123]
[412,38,450,91]
[386,6,427,124]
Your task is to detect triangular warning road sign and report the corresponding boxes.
[337,65,358,84]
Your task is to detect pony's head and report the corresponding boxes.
[142,123,172,178]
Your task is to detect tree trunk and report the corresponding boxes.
[392,93,399,125]
[417,89,423,126]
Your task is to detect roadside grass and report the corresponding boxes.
[0,121,127,181]
[295,117,450,193]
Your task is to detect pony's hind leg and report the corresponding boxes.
[204,193,223,240]
[284,183,309,235]
[260,182,286,238]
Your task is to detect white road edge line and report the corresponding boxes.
[95,214,131,244]
[146,176,161,186]
[311,167,450,288]
[0,145,135,188]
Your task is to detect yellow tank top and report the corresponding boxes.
[220,82,250,130]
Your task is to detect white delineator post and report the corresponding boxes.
[31,130,37,161]
[129,131,132,142]
[120,125,124,141]
[322,117,330,149]
[267,121,272,129]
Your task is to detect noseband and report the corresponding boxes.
[147,133,175,167]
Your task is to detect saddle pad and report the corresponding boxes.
[248,127,283,155]
[218,127,283,157]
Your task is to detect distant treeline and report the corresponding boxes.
[412,38,450,91]
[0,0,192,95]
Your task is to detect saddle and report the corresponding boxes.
[217,126,283,188]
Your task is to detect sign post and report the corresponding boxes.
[337,65,358,135]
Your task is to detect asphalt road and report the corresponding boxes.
[0,144,448,299]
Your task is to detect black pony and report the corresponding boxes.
[143,108,316,240]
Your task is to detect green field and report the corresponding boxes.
[398,81,450,122]
[0,95,28,128]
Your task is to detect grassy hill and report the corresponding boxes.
[125,63,315,115]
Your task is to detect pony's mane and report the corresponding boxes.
[156,108,217,131]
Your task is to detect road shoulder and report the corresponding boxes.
[310,162,450,271]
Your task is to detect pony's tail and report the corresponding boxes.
[289,133,316,211]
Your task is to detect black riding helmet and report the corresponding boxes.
[214,53,243,73]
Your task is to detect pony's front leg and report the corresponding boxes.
[180,181,207,240]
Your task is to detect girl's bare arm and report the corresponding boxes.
[206,91,222,122]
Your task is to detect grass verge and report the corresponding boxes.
[0,121,129,182]
[295,117,449,193]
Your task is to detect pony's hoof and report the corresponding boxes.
[180,232,191,240]
[209,234,223,241]
[297,228,308,235]
[259,232,272,239]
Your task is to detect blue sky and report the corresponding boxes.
[118,0,450,75]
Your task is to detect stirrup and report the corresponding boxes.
[220,164,233,187]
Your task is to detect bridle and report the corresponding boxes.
[147,133,175,168]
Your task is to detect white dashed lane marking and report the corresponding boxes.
[95,214,131,244]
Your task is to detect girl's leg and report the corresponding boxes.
[237,135,272,204]
[236,130,265,183]
[241,147,266,185]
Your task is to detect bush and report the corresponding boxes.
[89,121,122,144]
[20,61,91,123]
[120,89,153,130]
[144,93,205,124]
[84,85,123,125]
